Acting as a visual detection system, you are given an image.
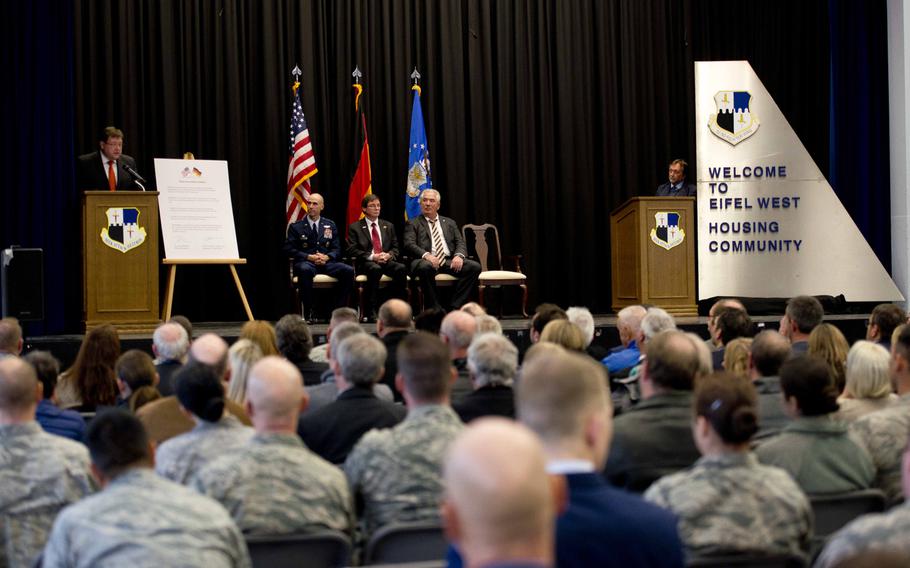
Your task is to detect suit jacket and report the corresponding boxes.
[283,217,342,262]
[155,359,183,398]
[381,330,410,401]
[76,151,139,191]
[656,181,696,197]
[346,218,400,266]
[453,385,515,423]
[403,215,466,260]
[297,386,406,464]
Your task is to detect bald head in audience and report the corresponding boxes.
[0,317,23,357]
[617,305,647,348]
[640,330,700,397]
[188,333,230,381]
[749,330,791,380]
[377,299,412,337]
[246,356,308,433]
[443,418,556,568]
[440,310,477,360]
[0,357,40,423]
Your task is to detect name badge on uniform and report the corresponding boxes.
[323,226,333,239]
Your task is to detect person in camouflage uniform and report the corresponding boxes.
[193,356,353,535]
[344,332,464,538]
[644,372,812,560]
[0,357,95,568]
[849,325,910,505]
[43,409,250,567]
[155,362,254,484]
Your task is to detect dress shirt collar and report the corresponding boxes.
[546,459,596,475]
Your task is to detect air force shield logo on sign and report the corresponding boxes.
[708,91,760,145]
[100,207,147,253]
[650,212,685,250]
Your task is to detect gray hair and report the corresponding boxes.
[329,322,366,361]
[421,188,441,203]
[566,307,595,347]
[153,322,189,361]
[440,311,477,350]
[475,315,502,336]
[641,307,677,340]
[467,334,518,388]
[336,334,387,388]
[845,340,892,399]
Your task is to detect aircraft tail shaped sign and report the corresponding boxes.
[695,61,903,302]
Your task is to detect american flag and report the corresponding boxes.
[286,83,318,225]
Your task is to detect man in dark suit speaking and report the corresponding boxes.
[655,158,696,197]
[403,189,480,311]
[76,126,141,191]
[346,194,408,321]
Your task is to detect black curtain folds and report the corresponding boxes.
[0,1,891,332]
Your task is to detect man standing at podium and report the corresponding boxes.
[655,159,696,197]
[76,126,140,192]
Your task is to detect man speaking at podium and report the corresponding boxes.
[76,126,141,191]
[655,159,696,197]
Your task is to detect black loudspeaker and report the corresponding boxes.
[1,247,44,321]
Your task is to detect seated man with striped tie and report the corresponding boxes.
[284,193,355,321]
[346,194,408,322]
[403,189,481,312]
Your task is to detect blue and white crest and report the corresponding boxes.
[100,207,147,253]
[708,91,760,145]
[650,212,685,250]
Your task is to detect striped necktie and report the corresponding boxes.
[430,218,446,259]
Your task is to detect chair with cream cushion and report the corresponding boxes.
[461,223,528,317]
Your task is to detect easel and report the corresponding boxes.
[161,258,254,321]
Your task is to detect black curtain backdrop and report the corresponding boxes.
[0,0,892,333]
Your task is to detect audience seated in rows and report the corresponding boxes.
[137,334,251,444]
[344,332,464,539]
[605,330,701,492]
[780,295,824,353]
[601,305,646,374]
[155,362,254,484]
[0,317,24,358]
[114,349,161,412]
[747,330,793,440]
[24,350,86,442]
[298,334,405,464]
[193,356,353,535]
[453,333,518,423]
[837,340,896,423]
[239,320,279,357]
[56,324,121,411]
[44,409,249,566]
[809,322,850,393]
[644,372,812,559]
[710,306,752,370]
[440,310,476,403]
[755,355,874,494]
[0,357,94,567]
[377,299,413,401]
[540,319,587,353]
[865,303,906,352]
[152,321,189,397]
[226,338,263,405]
[275,314,327,385]
[850,324,910,504]
[309,307,359,363]
[613,307,679,410]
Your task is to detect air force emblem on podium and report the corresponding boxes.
[101,207,147,253]
[708,91,759,145]
[651,212,685,250]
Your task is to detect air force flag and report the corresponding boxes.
[405,89,432,220]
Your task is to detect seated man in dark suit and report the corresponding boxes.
[76,126,141,191]
[346,194,408,322]
[297,333,405,464]
[453,333,517,423]
[152,322,189,397]
[283,193,354,320]
[655,158,696,197]
[403,189,480,311]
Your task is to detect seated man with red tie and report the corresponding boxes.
[76,126,141,191]
[346,194,408,322]
[403,189,481,312]
[284,193,355,321]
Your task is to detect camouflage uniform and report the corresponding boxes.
[193,433,353,535]
[43,468,249,567]
[0,422,94,568]
[643,452,812,559]
[155,415,254,484]
[815,502,910,567]
[849,394,910,504]
[344,404,464,537]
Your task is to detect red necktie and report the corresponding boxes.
[107,161,117,192]
[371,223,382,254]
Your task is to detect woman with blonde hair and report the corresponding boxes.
[539,320,586,352]
[56,324,121,411]
[239,320,279,357]
[227,339,264,405]
[723,337,753,380]
[808,323,850,393]
[837,340,897,422]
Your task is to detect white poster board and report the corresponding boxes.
[154,159,240,260]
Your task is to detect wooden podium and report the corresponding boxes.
[610,196,697,316]
[83,191,160,332]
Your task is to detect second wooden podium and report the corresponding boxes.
[610,196,697,316]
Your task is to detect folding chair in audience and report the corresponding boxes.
[808,489,887,559]
[244,530,351,568]
[363,521,447,565]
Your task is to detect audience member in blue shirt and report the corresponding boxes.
[602,305,646,374]
[25,351,86,442]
